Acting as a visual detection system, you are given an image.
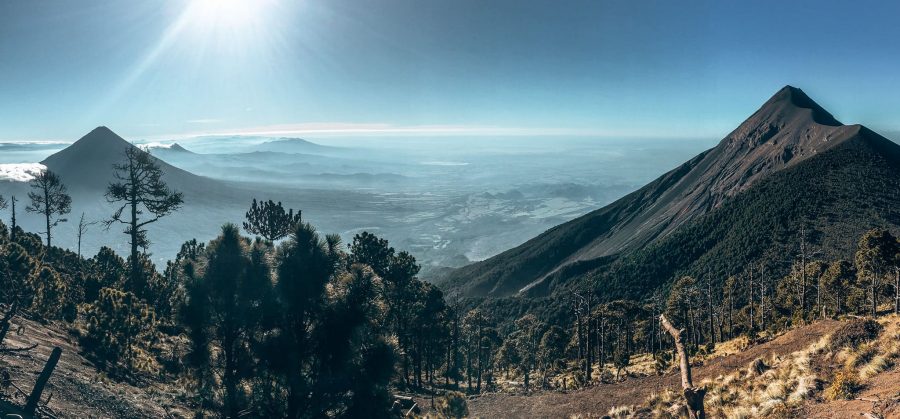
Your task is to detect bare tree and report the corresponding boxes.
[26,170,72,247]
[76,212,99,257]
[106,146,183,290]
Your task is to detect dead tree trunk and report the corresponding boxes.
[24,346,62,415]
[894,267,899,315]
[660,314,705,419]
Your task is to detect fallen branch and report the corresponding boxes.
[0,343,39,354]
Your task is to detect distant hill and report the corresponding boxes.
[169,143,192,153]
[256,137,335,154]
[441,86,900,298]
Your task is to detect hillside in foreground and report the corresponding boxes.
[0,315,191,418]
[427,316,900,418]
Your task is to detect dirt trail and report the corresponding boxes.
[466,320,842,418]
[1,316,189,418]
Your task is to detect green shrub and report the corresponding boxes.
[31,267,68,320]
[79,287,157,375]
[436,391,468,418]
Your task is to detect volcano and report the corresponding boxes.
[441,86,900,298]
[40,126,227,199]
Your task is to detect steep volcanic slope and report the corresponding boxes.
[544,124,900,299]
[441,86,899,297]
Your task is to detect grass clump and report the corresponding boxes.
[606,404,636,418]
[747,357,769,376]
[824,371,860,401]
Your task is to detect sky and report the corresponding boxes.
[2,0,900,141]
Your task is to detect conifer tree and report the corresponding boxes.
[183,224,271,418]
[106,146,183,295]
[26,170,72,248]
[242,199,301,241]
[855,229,897,316]
[79,287,157,374]
[273,222,342,417]
[31,266,68,320]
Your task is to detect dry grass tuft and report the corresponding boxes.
[747,357,769,376]
[606,404,635,418]
[824,371,859,401]
[859,354,893,379]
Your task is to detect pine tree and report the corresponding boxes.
[106,146,183,295]
[273,222,340,417]
[26,170,72,248]
[79,287,157,375]
[855,229,897,316]
[183,224,271,418]
[242,199,301,241]
[820,260,855,317]
[31,266,68,320]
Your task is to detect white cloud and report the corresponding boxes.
[0,163,46,182]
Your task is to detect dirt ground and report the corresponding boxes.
[800,368,900,419]
[461,320,842,418]
[0,315,191,418]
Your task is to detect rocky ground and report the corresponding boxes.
[0,315,191,418]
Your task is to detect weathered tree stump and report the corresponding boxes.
[660,315,705,419]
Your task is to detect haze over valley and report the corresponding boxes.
[0,131,710,274]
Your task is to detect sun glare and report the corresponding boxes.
[185,0,267,29]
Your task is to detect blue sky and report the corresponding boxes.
[2,0,900,141]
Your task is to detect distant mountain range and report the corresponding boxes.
[440,86,900,299]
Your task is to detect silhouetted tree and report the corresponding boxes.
[9,196,17,241]
[106,146,183,295]
[85,247,126,303]
[513,314,541,390]
[243,199,301,241]
[539,325,567,375]
[183,224,272,418]
[26,170,72,247]
[273,222,342,417]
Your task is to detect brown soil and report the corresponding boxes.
[802,363,900,418]
[463,320,842,418]
[0,315,191,418]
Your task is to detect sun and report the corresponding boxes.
[184,0,272,31]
